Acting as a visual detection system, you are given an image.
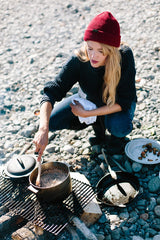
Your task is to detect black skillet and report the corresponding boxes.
[96,150,140,207]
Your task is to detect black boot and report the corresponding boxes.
[106,135,129,155]
[89,135,106,146]
[89,117,106,146]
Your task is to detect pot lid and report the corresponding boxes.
[7,154,36,177]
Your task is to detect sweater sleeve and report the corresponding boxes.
[40,55,80,107]
[116,46,137,111]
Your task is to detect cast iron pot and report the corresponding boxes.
[1,154,39,180]
[96,171,140,207]
[28,161,72,203]
[1,142,37,180]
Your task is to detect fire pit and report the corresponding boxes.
[0,174,95,236]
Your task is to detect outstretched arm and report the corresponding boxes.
[33,102,52,161]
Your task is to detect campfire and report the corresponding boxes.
[0,144,141,239]
[0,171,100,239]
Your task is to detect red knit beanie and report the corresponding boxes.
[84,11,121,47]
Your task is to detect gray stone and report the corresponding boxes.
[63,145,75,154]
[119,211,129,220]
[20,125,36,138]
[147,228,158,237]
[111,228,121,240]
[153,235,160,240]
[104,235,111,240]
[132,162,143,172]
[96,234,105,240]
[124,160,133,173]
[132,236,144,240]
[148,177,160,193]
[154,206,160,217]
[156,196,160,205]
[45,144,57,153]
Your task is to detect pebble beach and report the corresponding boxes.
[0,0,160,239]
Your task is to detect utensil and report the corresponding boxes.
[102,149,127,196]
[102,149,117,179]
[35,160,41,187]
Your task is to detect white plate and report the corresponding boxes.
[125,138,160,164]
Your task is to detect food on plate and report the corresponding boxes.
[125,139,160,164]
[141,151,146,158]
[138,142,160,160]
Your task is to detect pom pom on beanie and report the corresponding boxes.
[84,11,121,47]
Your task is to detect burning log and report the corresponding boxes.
[0,212,24,234]
[12,222,44,240]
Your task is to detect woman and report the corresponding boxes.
[34,11,137,161]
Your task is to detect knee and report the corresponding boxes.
[107,121,133,137]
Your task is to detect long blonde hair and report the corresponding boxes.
[75,42,121,106]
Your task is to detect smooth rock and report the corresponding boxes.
[154,206,160,217]
[148,177,160,193]
[153,235,160,240]
[132,162,143,172]
[132,236,144,240]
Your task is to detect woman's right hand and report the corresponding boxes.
[33,102,53,162]
[33,128,49,162]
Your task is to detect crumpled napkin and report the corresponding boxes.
[72,97,97,125]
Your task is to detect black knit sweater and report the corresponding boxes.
[41,45,137,112]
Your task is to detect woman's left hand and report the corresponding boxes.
[70,100,87,117]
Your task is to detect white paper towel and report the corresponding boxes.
[72,97,97,125]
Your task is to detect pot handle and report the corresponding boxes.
[28,185,39,194]
[1,168,10,179]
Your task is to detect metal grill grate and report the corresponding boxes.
[0,175,96,235]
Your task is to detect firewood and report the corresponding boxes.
[70,172,102,226]
[72,217,98,240]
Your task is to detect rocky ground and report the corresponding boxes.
[0,0,160,239]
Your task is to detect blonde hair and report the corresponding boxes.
[75,42,121,106]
